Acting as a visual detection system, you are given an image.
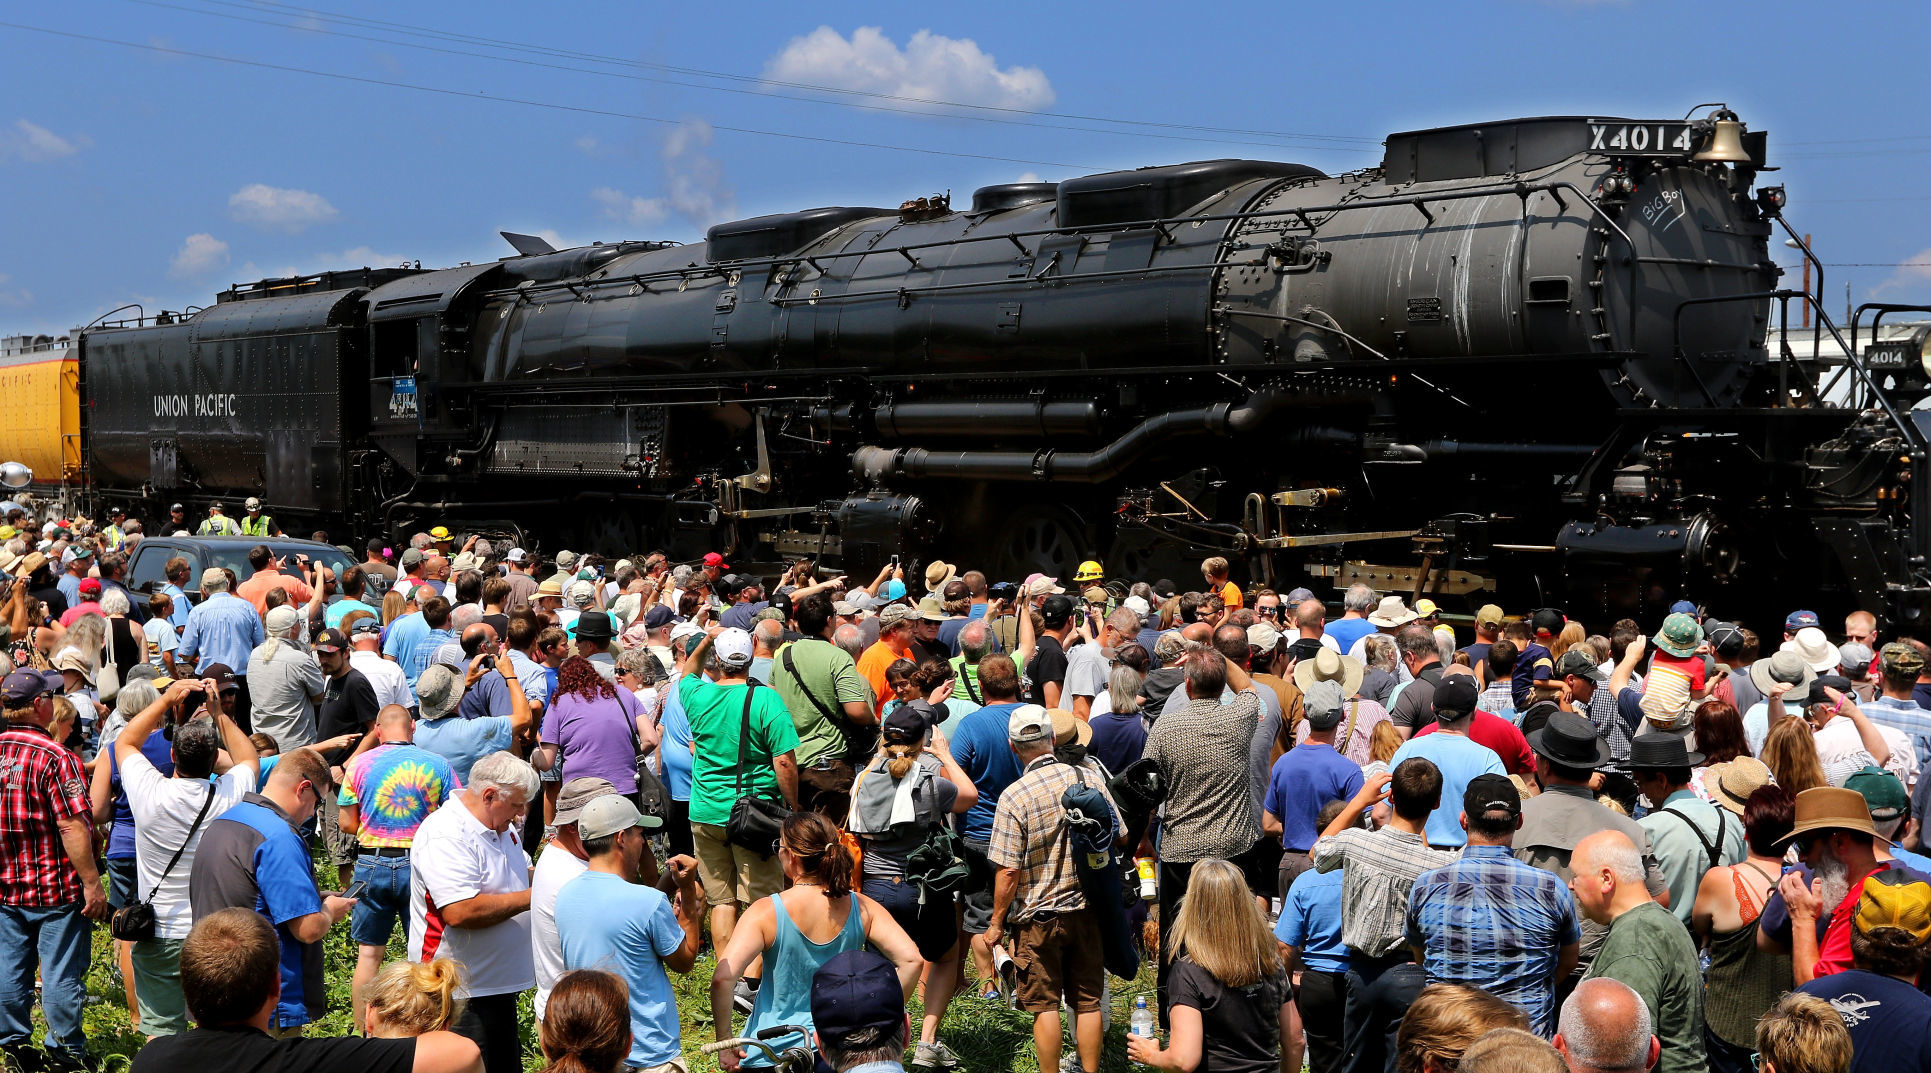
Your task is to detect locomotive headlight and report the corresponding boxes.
[0,462,32,490]
[1756,185,1786,215]
[1918,327,1931,382]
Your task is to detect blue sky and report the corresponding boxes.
[3,0,1929,336]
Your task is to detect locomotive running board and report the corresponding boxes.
[1305,560,1496,596]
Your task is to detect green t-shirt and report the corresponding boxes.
[1583,900,1707,1073]
[768,638,870,768]
[679,675,802,827]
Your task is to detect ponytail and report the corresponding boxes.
[781,811,854,897]
[885,742,919,781]
[361,956,467,1036]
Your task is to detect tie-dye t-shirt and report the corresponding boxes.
[337,741,460,847]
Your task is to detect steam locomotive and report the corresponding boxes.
[59,106,1931,623]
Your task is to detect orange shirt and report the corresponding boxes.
[237,569,314,616]
[1218,580,1244,610]
[857,638,912,718]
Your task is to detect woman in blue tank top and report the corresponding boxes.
[709,812,924,1070]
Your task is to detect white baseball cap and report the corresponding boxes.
[714,627,754,667]
[578,794,661,838]
[505,547,527,563]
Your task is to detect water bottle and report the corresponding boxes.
[1129,995,1156,1043]
[1136,857,1158,900]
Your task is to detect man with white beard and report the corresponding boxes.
[1755,785,1931,987]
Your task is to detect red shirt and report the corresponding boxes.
[1415,709,1536,775]
[1815,861,1898,979]
[0,722,91,906]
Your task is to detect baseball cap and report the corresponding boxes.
[1413,598,1441,618]
[1040,594,1075,628]
[1555,648,1606,683]
[942,579,969,602]
[554,550,579,571]
[1463,773,1522,822]
[578,793,662,839]
[399,547,424,568]
[349,616,383,637]
[1247,621,1282,653]
[202,663,240,693]
[1022,573,1065,597]
[1785,609,1821,631]
[312,627,349,654]
[553,777,617,825]
[1843,765,1910,823]
[505,547,527,563]
[1530,608,1565,635]
[1475,603,1505,629]
[1433,676,1479,719]
[883,579,906,601]
[1007,704,1052,744]
[877,603,915,627]
[713,627,754,667]
[169,502,184,512]
[1837,642,1875,674]
[1,668,55,703]
[643,604,676,629]
[77,578,101,597]
[1854,870,1931,944]
[1082,586,1108,605]
[810,950,905,1050]
[1668,600,1697,616]
[882,703,933,744]
[1303,679,1346,730]
[702,552,728,569]
[1883,641,1925,678]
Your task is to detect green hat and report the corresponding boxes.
[1652,612,1703,658]
[1844,765,1909,823]
[1881,641,1925,678]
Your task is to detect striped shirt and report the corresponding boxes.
[1312,825,1457,957]
[1405,844,1581,1035]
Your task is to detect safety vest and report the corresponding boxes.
[101,525,125,551]
[241,514,274,536]
[197,516,241,536]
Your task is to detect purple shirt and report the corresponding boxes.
[540,687,641,794]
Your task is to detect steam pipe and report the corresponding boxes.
[818,400,1104,440]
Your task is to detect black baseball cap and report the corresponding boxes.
[312,628,349,654]
[1433,676,1479,719]
[810,950,903,1051]
[1531,608,1565,635]
[1463,773,1521,821]
[1041,593,1075,628]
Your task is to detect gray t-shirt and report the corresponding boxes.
[246,640,325,752]
[856,755,958,879]
[1064,640,1110,704]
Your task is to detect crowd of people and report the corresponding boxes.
[3,511,1931,1073]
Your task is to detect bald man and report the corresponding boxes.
[1571,831,1704,1073]
[749,617,783,683]
[1554,978,1659,1073]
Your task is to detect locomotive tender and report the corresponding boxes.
[64,107,1931,623]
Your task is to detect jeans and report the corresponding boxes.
[1342,952,1424,1073]
[0,903,92,1060]
[1298,968,1348,1073]
[348,854,412,948]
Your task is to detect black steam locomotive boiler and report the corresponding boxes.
[76,106,1931,624]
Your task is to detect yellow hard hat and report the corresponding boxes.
[1074,560,1105,583]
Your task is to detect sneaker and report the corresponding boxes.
[732,979,757,1015]
[1058,1052,1085,1073]
[912,1042,961,1070]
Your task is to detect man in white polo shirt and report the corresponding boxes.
[409,750,538,1073]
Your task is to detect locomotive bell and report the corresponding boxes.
[1694,110,1749,163]
[0,462,32,490]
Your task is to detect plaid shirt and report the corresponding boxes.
[1586,686,1631,763]
[1404,844,1581,1035]
[0,722,91,907]
[1864,695,1931,770]
[988,755,1120,922]
[1312,825,1457,957]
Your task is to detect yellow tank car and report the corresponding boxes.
[0,335,82,485]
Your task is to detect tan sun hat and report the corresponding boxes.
[1294,646,1364,698]
[1366,595,1418,628]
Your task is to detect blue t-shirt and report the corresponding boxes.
[951,701,1026,842]
[1323,617,1375,656]
[556,871,687,1068]
[658,684,695,801]
[382,613,432,687]
[107,729,175,859]
[457,670,514,722]
[1275,867,1348,974]
[324,598,380,630]
[1797,969,1931,1073]
[1389,732,1506,848]
[223,798,325,1026]
[1512,642,1554,708]
[1263,744,1363,851]
[1089,711,1147,778]
[414,714,514,784]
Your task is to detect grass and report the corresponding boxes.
[32,848,1159,1073]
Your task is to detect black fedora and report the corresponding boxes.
[575,611,615,642]
[1526,710,1612,770]
[1626,734,1704,770]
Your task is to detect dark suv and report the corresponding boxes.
[125,535,357,605]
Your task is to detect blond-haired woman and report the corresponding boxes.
[363,959,466,1037]
[1127,858,1293,1072]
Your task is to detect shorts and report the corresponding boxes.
[315,792,359,869]
[106,856,139,911]
[959,838,995,935]
[691,822,785,909]
[131,938,189,1036]
[1010,910,1105,1014]
[348,853,412,948]
[863,874,959,962]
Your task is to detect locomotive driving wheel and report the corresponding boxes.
[990,505,1088,583]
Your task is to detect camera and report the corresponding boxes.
[989,581,1019,601]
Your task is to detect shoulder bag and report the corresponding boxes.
[781,642,877,761]
[98,621,121,706]
[616,686,670,825]
[725,682,793,857]
[111,783,216,942]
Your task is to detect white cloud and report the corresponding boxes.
[762,27,1053,112]
[574,135,599,155]
[591,186,669,227]
[1,119,87,163]
[1014,172,1041,184]
[1872,247,1931,297]
[661,120,735,227]
[169,234,230,278]
[228,183,339,233]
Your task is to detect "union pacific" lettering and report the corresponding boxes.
[152,394,238,417]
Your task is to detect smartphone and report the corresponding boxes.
[480,655,497,671]
[890,554,900,566]
[340,880,368,900]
